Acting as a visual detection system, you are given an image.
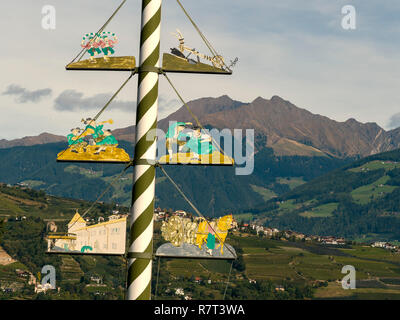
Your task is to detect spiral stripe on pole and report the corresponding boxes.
[127,0,161,301]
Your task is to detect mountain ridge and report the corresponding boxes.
[2,95,400,158]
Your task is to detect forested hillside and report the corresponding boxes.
[0,142,349,215]
[251,149,400,241]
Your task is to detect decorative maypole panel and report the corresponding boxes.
[56,0,235,301]
[127,0,162,301]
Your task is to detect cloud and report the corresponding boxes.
[54,90,180,115]
[159,95,180,114]
[2,84,52,103]
[54,90,135,112]
[388,112,400,129]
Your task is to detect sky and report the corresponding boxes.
[0,0,399,140]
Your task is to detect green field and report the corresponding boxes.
[277,177,306,190]
[162,233,400,300]
[250,185,277,201]
[233,213,254,223]
[64,165,103,179]
[349,160,400,173]
[0,184,128,221]
[299,202,338,218]
[351,175,397,204]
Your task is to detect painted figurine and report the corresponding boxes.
[67,127,87,153]
[81,118,114,145]
[165,122,192,158]
[184,126,215,160]
[81,33,102,62]
[101,32,118,61]
[95,129,119,154]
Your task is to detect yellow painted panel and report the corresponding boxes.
[162,53,231,75]
[66,56,136,71]
[158,151,234,166]
[57,145,131,164]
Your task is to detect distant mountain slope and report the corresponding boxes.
[112,95,400,158]
[0,132,65,149]
[2,95,400,158]
[252,149,400,241]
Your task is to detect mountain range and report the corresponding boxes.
[1,94,400,241]
[2,95,400,159]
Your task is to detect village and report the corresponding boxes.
[153,207,400,249]
[1,206,399,297]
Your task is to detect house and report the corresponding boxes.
[15,269,30,278]
[264,228,273,237]
[241,223,249,231]
[48,211,127,254]
[90,276,103,284]
[154,211,166,221]
[321,236,339,245]
[337,238,346,245]
[294,232,305,240]
[373,242,398,250]
[371,241,386,248]
[108,214,121,220]
[284,231,294,238]
[255,225,264,235]
[175,210,187,217]
[175,288,184,296]
[35,282,55,294]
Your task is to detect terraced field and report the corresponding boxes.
[164,233,400,299]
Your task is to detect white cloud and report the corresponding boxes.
[388,113,400,130]
[2,84,52,103]
[0,0,400,139]
[54,90,134,112]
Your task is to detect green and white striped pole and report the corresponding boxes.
[127,0,162,300]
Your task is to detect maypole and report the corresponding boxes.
[127,0,162,300]
[55,0,235,302]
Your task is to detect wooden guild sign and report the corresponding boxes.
[156,214,237,260]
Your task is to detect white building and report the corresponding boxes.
[175,288,184,296]
[48,211,127,254]
[371,242,386,248]
[35,283,55,294]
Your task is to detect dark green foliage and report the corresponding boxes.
[232,245,245,272]
[254,149,400,241]
[226,280,314,300]
[0,220,4,243]
[1,217,61,274]
[282,169,385,202]
[0,142,349,216]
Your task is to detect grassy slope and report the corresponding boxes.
[161,231,400,299]
[252,150,400,240]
